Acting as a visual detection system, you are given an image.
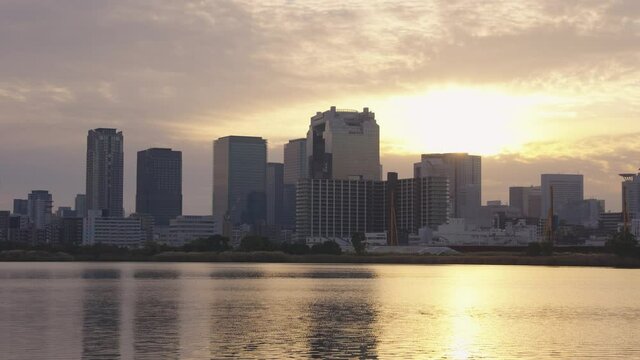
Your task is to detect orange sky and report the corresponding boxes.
[1,0,639,213]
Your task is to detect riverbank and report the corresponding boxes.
[1,249,639,268]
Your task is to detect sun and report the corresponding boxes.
[376,86,551,156]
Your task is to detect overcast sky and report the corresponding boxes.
[1,0,639,214]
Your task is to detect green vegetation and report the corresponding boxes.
[351,232,366,255]
[526,242,554,256]
[182,235,230,252]
[239,236,276,252]
[606,230,638,257]
[310,240,342,255]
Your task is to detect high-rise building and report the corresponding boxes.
[74,194,86,217]
[307,106,381,181]
[540,174,584,220]
[213,136,267,232]
[296,178,386,242]
[86,128,124,217]
[266,163,284,226]
[386,173,449,241]
[284,138,307,185]
[283,138,307,230]
[136,148,182,226]
[13,199,28,216]
[509,186,542,218]
[414,153,481,220]
[27,190,53,229]
[620,171,640,219]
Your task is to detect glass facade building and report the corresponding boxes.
[136,148,182,226]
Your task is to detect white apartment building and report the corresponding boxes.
[83,210,143,248]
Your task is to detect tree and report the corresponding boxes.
[239,236,274,252]
[311,240,342,255]
[280,242,310,255]
[183,235,230,252]
[606,229,638,257]
[351,232,366,255]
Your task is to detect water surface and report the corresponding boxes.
[0,262,638,359]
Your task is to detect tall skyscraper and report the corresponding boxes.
[213,136,267,232]
[86,128,124,217]
[414,153,481,220]
[136,148,182,226]
[27,190,53,229]
[540,174,584,219]
[621,171,640,219]
[307,106,381,181]
[509,186,542,218]
[266,162,284,226]
[284,138,307,185]
[283,138,307,229]
[12,199,28,215]
[74,194,86,217]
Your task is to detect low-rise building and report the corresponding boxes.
[168,216,216,247]
[430,218,538,246]
[83,210,143,248]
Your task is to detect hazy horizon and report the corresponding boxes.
[2,1,639,214]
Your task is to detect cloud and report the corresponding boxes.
[0,0,639,213]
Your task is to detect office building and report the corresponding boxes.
[75,194,86,217]
[136,148,182,226]
[296,178,386,242]
[8,215,31,244]
[621,171,640,219]
[284,138,307,185]
[283,138,307,229]
[86,128,124,217]
[129,213,155,243]
[213,136,267,232]
[307,106,381,181]
[266,163,284,226]
[418,176,450,231]
[56,207,77,218]
[58,217,84,246]
[168,215,216,247]
[27,190,53,229]
[83,210,142,247]
[599,212,623,233]
[559,199,605,228]
[631,219,640,238]
[386,173,449,242]
[12,199,28,216]
[509,186,542,218]
[414,153,481,220]
[0,211,9,242]
[540,174,584,220]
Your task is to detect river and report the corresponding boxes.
[0,262,638,359]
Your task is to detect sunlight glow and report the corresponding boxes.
[377,87,558,156]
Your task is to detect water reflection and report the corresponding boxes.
[133,269,180,359]
[307,270,379,359]
[82,270,122,360]
[0,263,638,359]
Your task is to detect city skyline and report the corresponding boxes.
[0,119,634,215]
[1,1,639,214]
